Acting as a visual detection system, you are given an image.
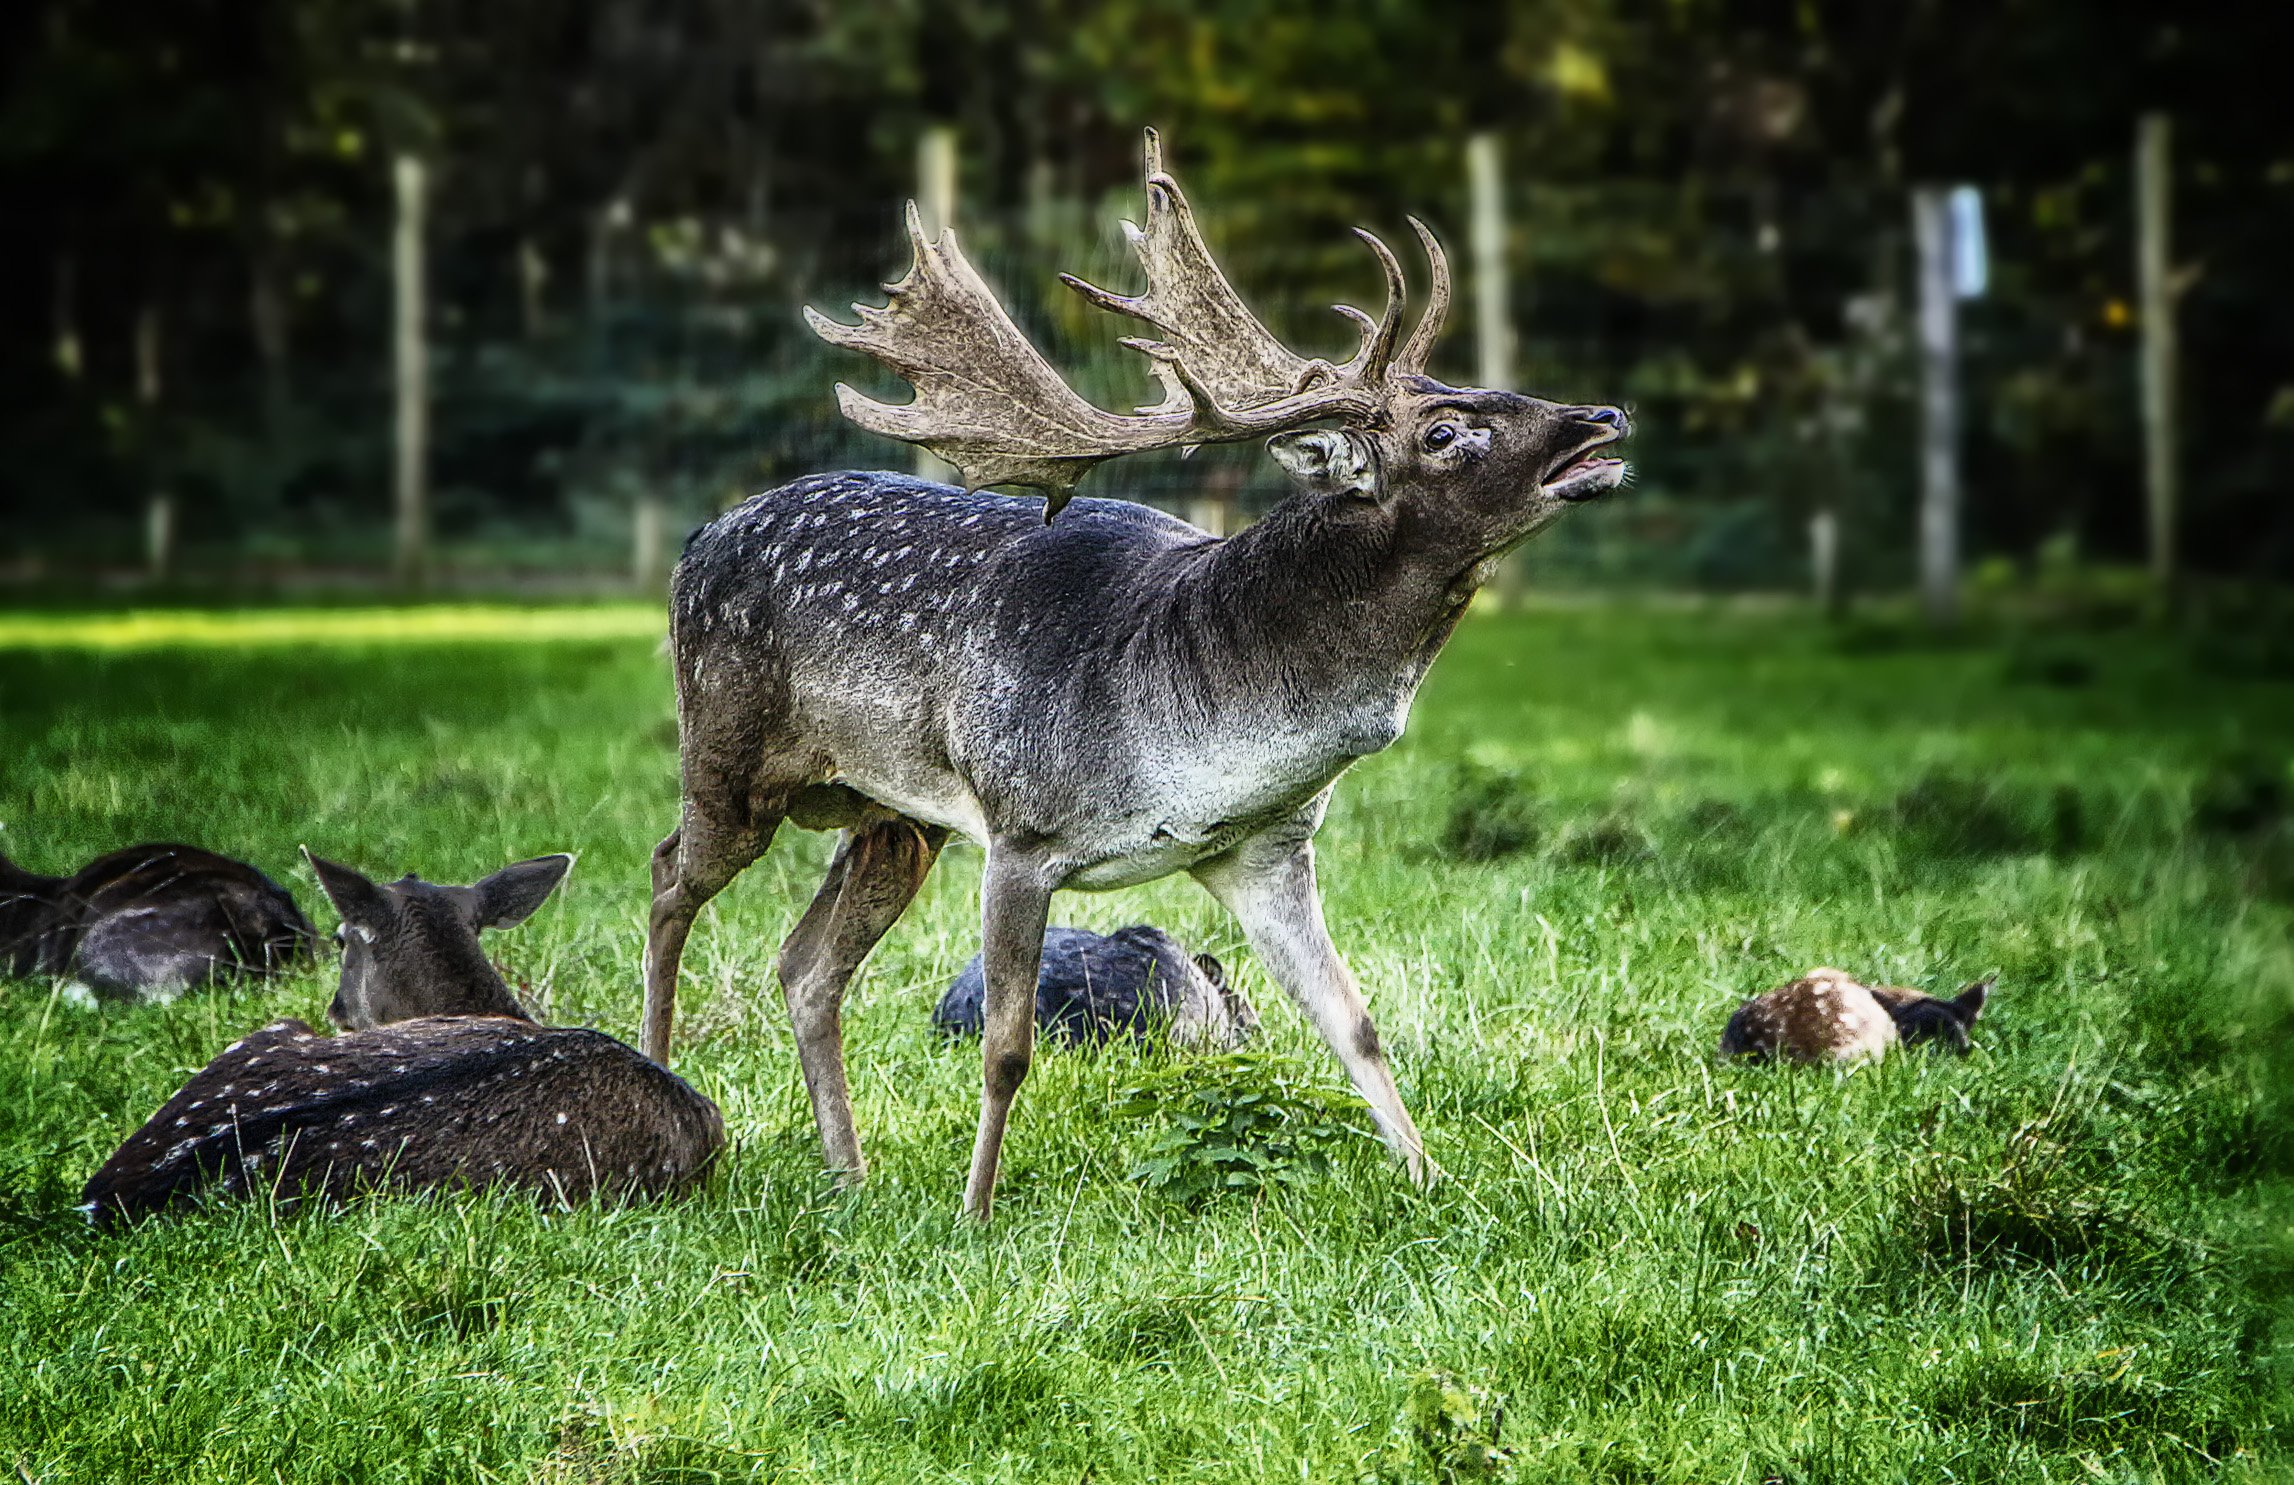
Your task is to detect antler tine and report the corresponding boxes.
[1335,227,1407,383]
[804,200,1202,516]
[1394,216,1453,378]
[1058,130,1316,411]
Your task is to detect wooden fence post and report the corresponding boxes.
[1911,186,1960,627]
[1467,132,1514,392]
[2136,112,2178,600]
[915,125,959,484]
[392,154,431,588]
[136,301,174,582]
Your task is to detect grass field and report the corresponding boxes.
[0,601,2288,1482]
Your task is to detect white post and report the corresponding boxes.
[2136,112,2177,597]
[633,493,663,590]
[915,125,959,483]
[1911,186,1959,626]
[392,154,430,587]
[1467,132,1514,390]
[135,301,174,581]
[1809,508,1840,614]
[53,254,82,381]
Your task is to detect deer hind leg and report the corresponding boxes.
[776,816,946,1181]
[962,848,1054,1220]
[1193,833,1427,1183]
[642,810,777,1065]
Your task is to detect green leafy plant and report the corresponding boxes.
[1118,1054,1365,1205]
[1361,1367,1515,1483]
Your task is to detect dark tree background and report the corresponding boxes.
[1,0,2285,585]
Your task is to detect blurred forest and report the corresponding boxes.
[1,1,2288,592]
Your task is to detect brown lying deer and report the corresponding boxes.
[1,842,316,1000]
[644,129,1630,1217]
[1718,968,1993,1065]
[81,852,721,1226]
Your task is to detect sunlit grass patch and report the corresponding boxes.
[0,604,663,650]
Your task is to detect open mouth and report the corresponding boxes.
[1545,431,1630,501]
[1548,454,1628,501]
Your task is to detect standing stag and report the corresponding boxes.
[645,130,1630,1216]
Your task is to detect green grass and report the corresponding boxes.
[0,602,2288,1482]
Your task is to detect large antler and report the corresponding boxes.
[1062,128,1431,405]
[806,129,1452,517]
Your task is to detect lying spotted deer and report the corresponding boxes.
[934,924,1258,1051]
[645,129,1630,1217]
[82,852,721,1225]
[1718,968,1994,1065]
[1,842,316,999]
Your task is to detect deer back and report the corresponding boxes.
[1718,970,1900,1065]
[81,1016,723,1225]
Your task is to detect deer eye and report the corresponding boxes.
[1423,422,1458,451]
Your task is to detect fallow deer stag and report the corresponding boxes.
[644,129,1630,1217]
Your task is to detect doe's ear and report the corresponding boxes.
[302,848,391,941]
[472,853,574,930]
[1953,978,1994,1021]
[1267,428,1380,498]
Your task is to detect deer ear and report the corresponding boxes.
[1953,978,1993,1021]
[471,854,573,930]
[303,848,391,941]
[1267,429,1380,498]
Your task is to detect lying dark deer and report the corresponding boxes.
[0,842,316,999]
[645,129,1630,1216]
[82,851,721,1226]
[1718,968,1994,1065]
[934,924,1258,1051]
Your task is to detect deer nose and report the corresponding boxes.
[1575,405,1630,435]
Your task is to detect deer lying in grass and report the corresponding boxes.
[643,129,1630,1216]
[1718,968,1993,1065]
[81,852,721,1226]
[1,842,316,1000]
[934,924,1257,1051]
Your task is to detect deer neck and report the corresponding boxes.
[1174,495,1469,742]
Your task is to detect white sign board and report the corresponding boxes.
[1949,184,1988,300]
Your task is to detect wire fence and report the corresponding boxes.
[5,160,2152,597]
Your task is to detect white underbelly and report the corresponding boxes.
[835,769,992,848]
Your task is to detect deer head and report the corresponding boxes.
[806,128,1629,544]
[303,849,573,1029]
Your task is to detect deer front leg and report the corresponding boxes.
[962,847,1054,1220]
[1193,832,1427,1182]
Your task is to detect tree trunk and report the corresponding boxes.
[393,154,431,588]
[1912,186,1960,627]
